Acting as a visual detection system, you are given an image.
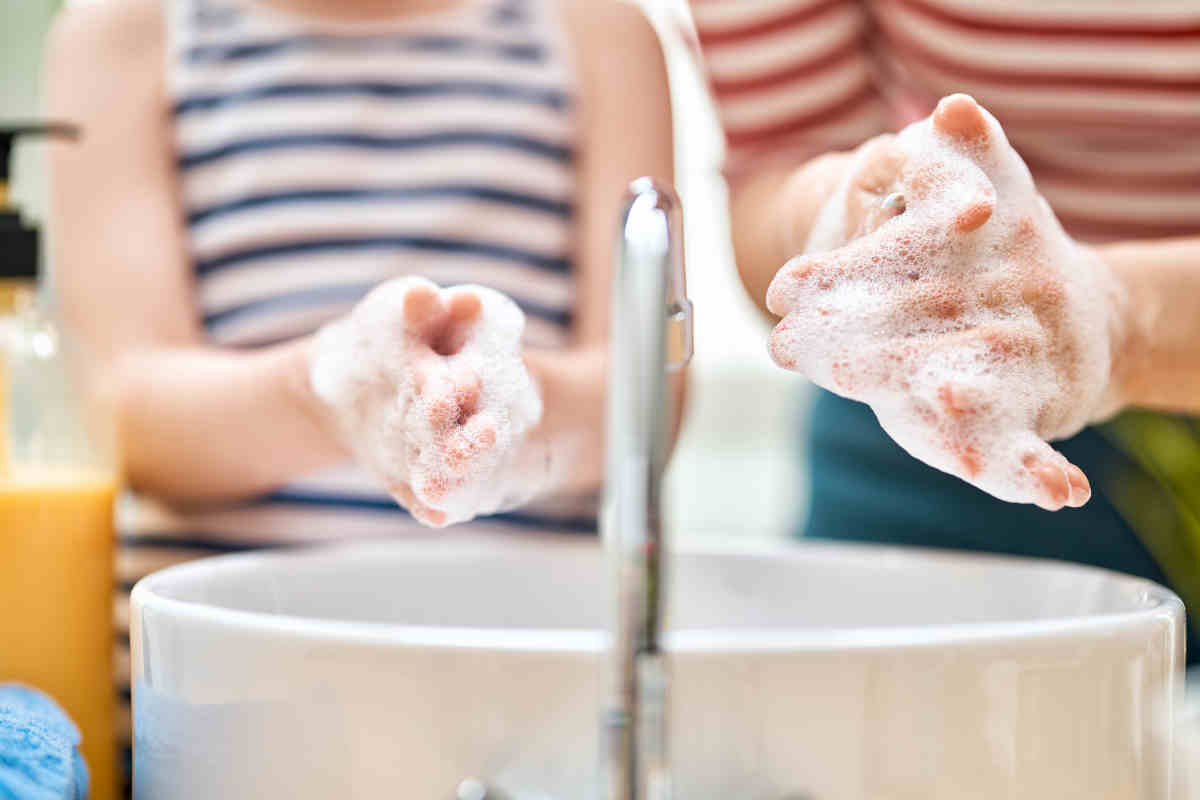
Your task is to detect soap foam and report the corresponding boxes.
[766,96,1121,507]
[311,277,544,526]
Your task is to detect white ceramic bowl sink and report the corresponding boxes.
[131,534,1184,800]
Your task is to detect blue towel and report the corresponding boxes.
[0,685,88,800]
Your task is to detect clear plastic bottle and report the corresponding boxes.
[0,124,118,800]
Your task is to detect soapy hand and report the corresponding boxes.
[766,94,1127,510]
[309,277,544,526]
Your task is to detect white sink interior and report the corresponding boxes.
[132,534,1184,800]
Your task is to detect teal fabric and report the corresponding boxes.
[803,389,1199,664]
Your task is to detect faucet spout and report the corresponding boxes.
[602,178,691,800]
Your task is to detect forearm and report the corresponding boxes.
[524,346,606,492]
[728,152,850,312]
[106,338,345,503]
[1102,236,1200,414]
[524,345,685,493]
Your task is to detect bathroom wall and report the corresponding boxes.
[1,0,61,223]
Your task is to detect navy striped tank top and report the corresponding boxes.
[118,0,595,650]
[114,0,595,770]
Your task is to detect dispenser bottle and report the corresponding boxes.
[0,124,118,800]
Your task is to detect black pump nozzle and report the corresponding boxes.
[0,121,80,280]
[0,122,79,187]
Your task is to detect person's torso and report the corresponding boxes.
[696,0,1200,241]
[114,4,594,762]
[872,0,1200,241]
[124,0,593,563]
[170,0,579,348]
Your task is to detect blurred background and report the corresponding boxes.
[7,4,1200,799]
[2,0,813,544]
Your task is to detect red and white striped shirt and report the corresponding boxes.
[690,0,1200,240]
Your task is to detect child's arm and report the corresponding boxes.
[45,0,346,504]
[524,0,678,492]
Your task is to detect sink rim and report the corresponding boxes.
[131,534,1183,654]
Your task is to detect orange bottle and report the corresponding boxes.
[0,124,118,800]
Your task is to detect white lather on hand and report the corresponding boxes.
[766,94,1127,511]
[310,276,546,527]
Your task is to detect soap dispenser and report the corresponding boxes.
[0,123,119,800]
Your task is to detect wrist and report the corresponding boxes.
[521,346,606,492]
[286,336,349,457]
[1096,243,1150,413]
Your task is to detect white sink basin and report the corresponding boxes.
[131,534,1184,799]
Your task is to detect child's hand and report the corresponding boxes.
[766,94,1127,510]
[309,277,543,526]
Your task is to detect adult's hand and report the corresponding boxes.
[766,95,1128,510]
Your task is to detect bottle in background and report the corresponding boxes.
[0,123,118,800]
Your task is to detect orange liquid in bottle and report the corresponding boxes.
[0,472,117,800]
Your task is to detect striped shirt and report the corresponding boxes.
[115,0,591,784]
[690,0,1200,241]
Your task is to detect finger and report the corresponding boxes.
[435,291,484,355]
[412,355,449,398]
[954,192,995,233]
[423,363,480,433]
[390,481,417,508]
[422,366,461,434]
[1018,442,1081,511]
[874,400,987,483]
[929,321,1044,368]
[893,282,969,325]
[415,471,458,505]
[403,283,446,339]
[901,157,995,236]
[767,313,903,390]
[845,136,908,236]
[932,93,990,146]
[389,481,449,527]
[936,381,990,422]
[934,383,993,478]
[1020,275,1067,331]
[448,290,483,324]
[858,190,908,236]
[851,135,905,192]
[451,364,482,420]
[811,339,920,397]
[445,414,498,475]
[765,224,911,316]
[767,314,803,371]
[1065,464,1092,507]
[413,503,448,527]
[943,429,985,479]
[427,391,461,435]
[923,96,1000,233]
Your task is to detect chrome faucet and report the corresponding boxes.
[601,178,692,800]
[454,179,690,800]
